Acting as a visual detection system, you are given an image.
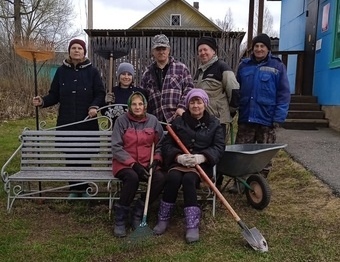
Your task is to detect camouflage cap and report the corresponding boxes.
[152,34,170,49]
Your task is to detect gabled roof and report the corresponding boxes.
[129,0,222,31]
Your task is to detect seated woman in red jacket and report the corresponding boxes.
[153,88,225,243]
[111,91,165,238]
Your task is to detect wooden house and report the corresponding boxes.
[85,0,245,90]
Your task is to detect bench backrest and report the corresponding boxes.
[20,130,113,172]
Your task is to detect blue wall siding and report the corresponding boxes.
[280,0,340,105]
[280,0,306,93]
[314,0,340,105]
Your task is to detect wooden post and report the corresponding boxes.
[247,0,255,56]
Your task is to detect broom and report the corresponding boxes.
[128,143,155,240]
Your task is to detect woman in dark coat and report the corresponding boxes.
[33,38,105,131]
[153,88,225,243]
[32,39,106,196]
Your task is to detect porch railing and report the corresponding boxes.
[271,50,305,95]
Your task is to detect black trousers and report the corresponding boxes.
[162,169,200,207]
[116,168,165,207]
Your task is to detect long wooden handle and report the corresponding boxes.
[142,143,154,217]
[108,52,114,104]
[165,125,241,222]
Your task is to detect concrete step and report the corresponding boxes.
[289,103,321,111]
[283,119,329,130]
[287,110,325,119]
[290,95,317,103]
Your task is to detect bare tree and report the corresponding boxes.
[0,0,83,119]
[253,5,278,37]
[263,7,278,37]
[214,8,234,32]
[209,9,244,72]
[0,0,82,50]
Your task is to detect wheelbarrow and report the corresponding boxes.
[216,143,287,210]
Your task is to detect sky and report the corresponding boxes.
[73,0,281,37]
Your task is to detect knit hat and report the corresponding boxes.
[68,39,87,55]
[197,36,217,52]
[252,33,271,50]
[117,62,134,77]
[152,34,170,49]
[185,88,209,108]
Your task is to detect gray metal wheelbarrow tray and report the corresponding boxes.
[217,143,287,177]
[216,143,287,210]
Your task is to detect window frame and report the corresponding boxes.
[170,14,181,26]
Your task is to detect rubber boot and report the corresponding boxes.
[131,199,145,229]
[113,204,130,237]
[184,206,201,243]
[153,200,175,235]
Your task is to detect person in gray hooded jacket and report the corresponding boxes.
[194,36,240,189]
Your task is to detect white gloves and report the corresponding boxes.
[177,154,196,167]
[105,92,115,104]
[177,154,206,167]
[193,154,206,164]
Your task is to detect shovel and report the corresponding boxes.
[165,124,268,252]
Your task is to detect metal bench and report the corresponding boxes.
[1,119,120,216]
[1,105,217,217]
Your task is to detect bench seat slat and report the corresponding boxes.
[22,142,111,147]
[22,130,112,136]
[21,148,112,154]
[21,153,112,158]
[20,166,112,171]
[9,171,116,181]
[21,160,112,165]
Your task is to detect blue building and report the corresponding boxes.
[277,0,340,131]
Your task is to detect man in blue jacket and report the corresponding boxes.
[235,33,290,180]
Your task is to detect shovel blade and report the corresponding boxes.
[242,227,268,252]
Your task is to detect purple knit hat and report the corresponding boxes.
[185,88,209,108]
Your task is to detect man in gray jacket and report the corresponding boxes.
[194,36,240,189]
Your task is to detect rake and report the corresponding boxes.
[128,143,155,241]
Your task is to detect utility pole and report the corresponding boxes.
[258,0,264,34]
[87,0,93,59]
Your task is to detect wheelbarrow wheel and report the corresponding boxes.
[245,174,271,210]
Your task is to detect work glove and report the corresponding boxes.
[132,163,150,182]
[148,159,161,172]
[105,92,115,104]
[193,154,206,164]
[177,154,196,167]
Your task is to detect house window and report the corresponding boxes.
[171,14,181,26]
[333,1,340,60]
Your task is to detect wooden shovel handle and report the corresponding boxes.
[142,143,154,217]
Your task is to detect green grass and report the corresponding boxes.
[1,118,340,261]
